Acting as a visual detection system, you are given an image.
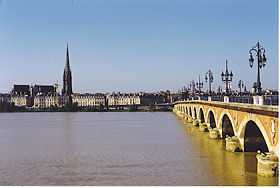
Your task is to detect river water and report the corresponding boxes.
[0,112,278,185]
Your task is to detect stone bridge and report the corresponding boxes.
[173,100,278,154]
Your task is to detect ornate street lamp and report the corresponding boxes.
[244,85,247,93]
[249,41,267,95]
[217,86,222,95]
[190,80,196,96]
[205,69,214,95]
[187,83,191,92]
[196,75,203,95]
[238,80,244,95]
[181,86,188,100]
[221,59,233,95]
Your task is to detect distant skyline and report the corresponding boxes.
[0,0,278,93]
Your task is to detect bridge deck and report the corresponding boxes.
[173,100,278,117]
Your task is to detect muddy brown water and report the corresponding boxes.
[0,112,278,185]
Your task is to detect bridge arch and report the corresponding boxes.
[207,110,217,128]
[218,113,236,138]
[189,107,192,118]
[199,108,205,123]
[217,111,235,128]
[193,107,197,119]
[238,117,271,152]
[244,121,269,152]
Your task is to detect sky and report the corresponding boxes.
[0,0,278,93]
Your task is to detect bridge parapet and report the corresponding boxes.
[173,100,278,117]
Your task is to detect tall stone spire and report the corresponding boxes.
[65,44,70,72]
[62,43,73,96]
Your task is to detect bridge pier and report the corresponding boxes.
[187,116,193,123]
[182,116,188,124]
[225,136,242,152]
[208,128,220,139]
[192,119,199,127]
[199,123,208,132]
[256,152,278,177]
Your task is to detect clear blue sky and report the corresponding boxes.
[0,0,278,93]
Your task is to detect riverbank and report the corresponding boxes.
[0,107,172,113]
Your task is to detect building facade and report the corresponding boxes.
[33,94,61,109]
[10,85,33,107]
[10,95,33,107]
[107,92,166,107]
[107,93,141,107]
[72,93,106,108]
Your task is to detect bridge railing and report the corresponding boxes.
[192,96,200,100]
[228,95,278,106]
[263,95,279,106]
[200,96,208,101]
[181,95,278,106]
[211,95,224,102]
[229,96,253,104]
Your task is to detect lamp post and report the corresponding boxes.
[221,60,233,95]
[238,80,244,95]
[196,75,203,95]
[205,69,214,95]
[190,80,196,96]
[249,41,267,95]
[181,86,188,100]
[217,86,222,95]
[187,83,191,92]
[244,86,247,93]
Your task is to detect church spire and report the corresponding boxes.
[62,43,73,96]
[65,43,70,71]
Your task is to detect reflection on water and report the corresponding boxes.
[0,112,278,186]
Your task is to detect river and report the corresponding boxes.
[0,112,278,185]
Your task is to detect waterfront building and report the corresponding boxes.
[33,94,61,109]
[159,90,172,103]
[140,93,165,105]
[10,85,33,107]
[10,84,59,108]
[72,93,106,107]
[10,95,33,107]
[107,93,141,107]
[107,92,166,107]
